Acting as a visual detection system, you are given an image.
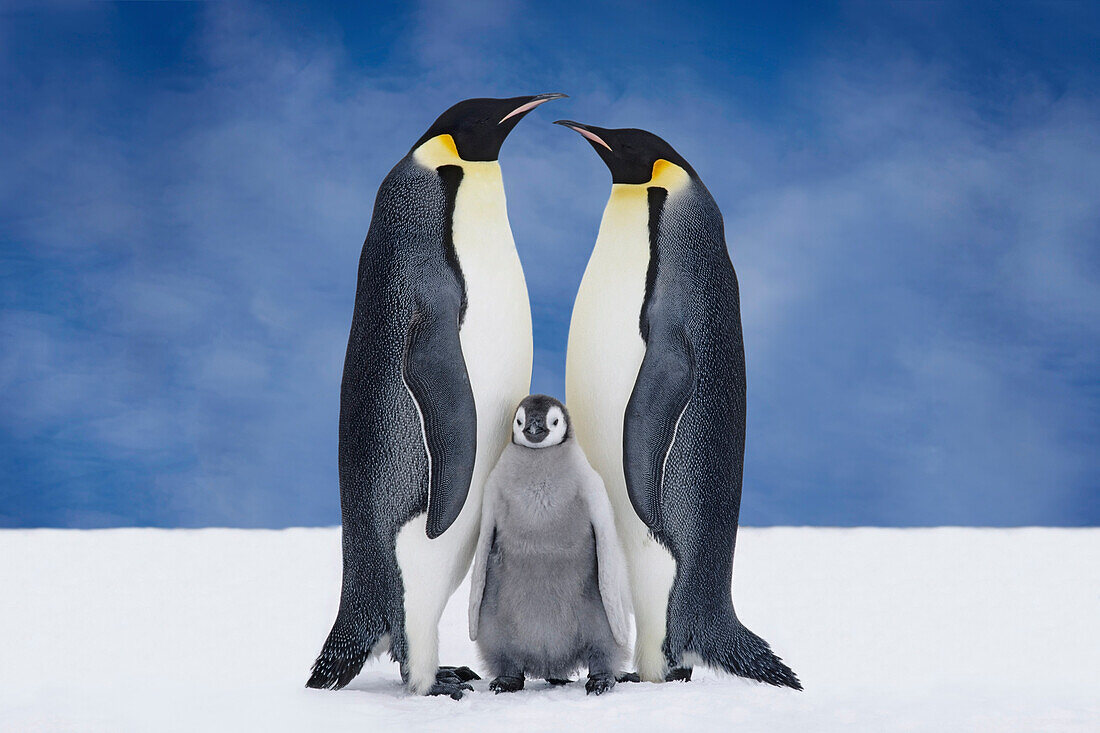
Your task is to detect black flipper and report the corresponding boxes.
[403,295,477,539]
[623,325,694,532]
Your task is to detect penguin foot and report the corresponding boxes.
[546,678,572,686]
[615,672,641,683]
[489,675,525,694]
[427,680,473,700]
[665,667,693,682]
[437,666,481,683]
[585,673,615,695]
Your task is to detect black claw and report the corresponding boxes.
[665,667,692,682]
[585,673,615,695]
[427,680,473,700]
[438,665,481,682]
[489,675,525,694]
[435,669,461,684]
[616,672,641,683]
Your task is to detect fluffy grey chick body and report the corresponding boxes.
[469,395,632,695]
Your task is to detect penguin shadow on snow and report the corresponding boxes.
[339,674,616,700]
[341,676,407,698]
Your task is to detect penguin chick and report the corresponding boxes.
[469,395,632,695]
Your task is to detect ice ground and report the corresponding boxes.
[1,528,1096,732]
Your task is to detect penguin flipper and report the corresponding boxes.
[468,466,502,641]
[579,464,633,646]
[404,299,477,540]
[623,325,694,532]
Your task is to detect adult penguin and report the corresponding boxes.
[556,120,800,690]
[307,94,565,699]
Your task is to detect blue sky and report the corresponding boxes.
[1,1,1097,527]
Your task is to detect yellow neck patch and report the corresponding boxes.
[649,158,690,190]
[411,133,504,183]
[609,158,691,202]
[413,134,462,167]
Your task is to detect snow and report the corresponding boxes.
[1,527,1097,732]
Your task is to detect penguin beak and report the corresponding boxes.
[499,93,569,124]
[553,120,613,151]
[522,419,549,443]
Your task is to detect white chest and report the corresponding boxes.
[437,163,534,484]
[411,139,532,414]
[450,163,532,397]
[565,186,651,468]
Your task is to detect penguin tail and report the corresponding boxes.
[677,606,802,690]
[306,618,389,690]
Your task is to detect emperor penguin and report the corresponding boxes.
[306,94,566,699]
[556,121,801,690]
[468,395,632,696]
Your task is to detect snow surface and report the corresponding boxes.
[1,528,1097,732]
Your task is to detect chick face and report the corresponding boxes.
[511,395,570,449]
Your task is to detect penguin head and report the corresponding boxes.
[512,394,571,449]
[553,121,697,186]
[411,94,567,162]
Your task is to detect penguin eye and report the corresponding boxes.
[552,419,559,426]
[516,418,522,426]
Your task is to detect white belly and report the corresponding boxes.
[425,164,531,571]
[566,186,651,537]
[456,165,534,496]
[565,185,677,680]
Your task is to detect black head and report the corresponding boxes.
[410,94,567,162]
[553,121,697,184]
[512,394,571,449]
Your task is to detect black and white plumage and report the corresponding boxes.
[306,95,564,699]
[557,121,801,690]
[469,395,632,695]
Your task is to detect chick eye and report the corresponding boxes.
[516,418,522,425]
[552,419,559,426]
